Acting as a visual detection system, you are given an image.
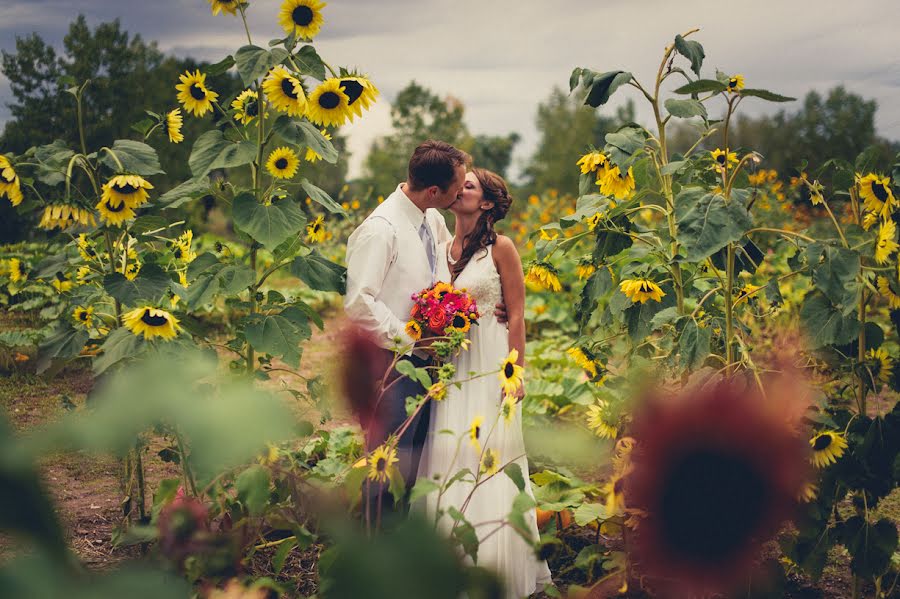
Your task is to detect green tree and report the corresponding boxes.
[523,87,635,196]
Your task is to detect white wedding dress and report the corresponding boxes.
[417,240,552,599]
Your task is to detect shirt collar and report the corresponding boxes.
[392,183,428,228]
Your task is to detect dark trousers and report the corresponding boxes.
[364,351,432,516]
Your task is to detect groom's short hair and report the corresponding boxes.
[407,140,471,192]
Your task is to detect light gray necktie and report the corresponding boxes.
[418,219,436,284]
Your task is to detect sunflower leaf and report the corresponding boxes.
[675,188,753,261]
[35,324,90,375]
[234,45,289,86]
[408,479,440,505]
[242,311,309,367]
[739,88,795,103]
[293,45,327,81]
[93,328,145,376]
[578,70,633,108]
[157,177,210,208]
[272,116,338,164]
[102,140,163,176]
[811,245,860,315]
[664,98,707,119]
[504,463,526,492]
[679,319,710,371]
[673,79,727,95]
[673,34,705,76]
[103,264,172,306]
[236,465,271,517]
[232,191,307,249]
[33,140,75,186]
[290,250,346,293]
[799,291,861,348]
[205,55,235,76]
[189,130,257,178]
[300,178,346,214]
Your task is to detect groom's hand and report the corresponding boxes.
[494,301,508,324]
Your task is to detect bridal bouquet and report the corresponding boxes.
[405,281,481,341]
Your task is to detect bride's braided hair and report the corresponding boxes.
[451,167,513,281]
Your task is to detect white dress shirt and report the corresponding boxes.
[344,184,452,352]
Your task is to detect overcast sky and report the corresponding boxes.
[1,0,898,181]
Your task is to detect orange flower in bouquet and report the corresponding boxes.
[405,281,481,341]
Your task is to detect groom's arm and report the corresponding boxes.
[344,217,416,353]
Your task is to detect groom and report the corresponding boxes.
[344,140,478,514]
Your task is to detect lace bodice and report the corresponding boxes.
[446,241,503,313]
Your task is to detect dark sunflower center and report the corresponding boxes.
[292,5,314,26]
[141,311,169,327]
[280,77,299,99]
[318,91,341,109]
[716,153,727,164]
[189,83,207,101]
[246,99,259,116]
[105,200,126,213]
[174,248,183,259]
[78,311,88,321]
[658,449,768,561]
[474,425,481,439]
[114,183,138,194]
[55,272,66,281]
[640,281,652,292]
[275,158,289,170]
[504,363,515,378]
[312,222,322,232]
[453,315,466,328]
[340,79,364,104]
[376,457,386,471]
[872,182,889,202]
[484,454,494,468]
[812,435,832,451]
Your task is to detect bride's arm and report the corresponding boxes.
[493,235,526,397]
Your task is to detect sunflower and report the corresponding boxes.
[231,89,259,125]
[122,306,181,340]
[586,212,604,231]
[266,146,300,179]
[500,394,517,426]
[278,0,326,39]
[469,415,484,451]
[809,431,847,468]
[73,306,94,329]
[587,404,617,439]
[876,276,900,308]
[539,228,558,241]
[620,278,665,304]
[447,312,471,333]
[175,70,218,117]
[710,148,738,173]
[102,175,154,209]
[0,156,23,206]
[305,215,327,244]
[498,348,525,395]
[404,319,422,341]
[306,79,352,127]
[96,196,136,227]
[874,219,898,265]
[577,151,609,175]
[262,66,307,116]
[726,74,745,92]
[164,108,184,143]
[598,165,636,199]
[576,258,596,280]
[171,230,196,263]
[479,448,500,476]
[208,0,240,16]
[798,482,818,503]
[305,129,332,162]
[602,473,627,515]
[567,346,599,377]
[857,173,896,220]
[124,260,141,281]
[339,76,379,119]
[8,258,26,283]
[428,381,448,402]
[525,261,562,292]
[367,444,398,484]
[38,204,96,230]
[51,272,73,293]
[866,347,894,385]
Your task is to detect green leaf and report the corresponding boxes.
[157,177,210,208]
[233,192,307,249]
[234,45,289,86]
[675,188,753,261]
[394,360,431,389]
[243,310,311,367]
[272,116,338,164]
[673,34,705,76]
[572,502,606,526]
[236,465,271,516]
[799,291,861,348]
[103,264,172,306]
[129,216,170,238]
[293,45,327,81]
[740,88,795,103]
[102,140,163,176]
[664,98,708,119]
[604,127,645,161]
[33,140,75,186]
[811,245,860,315]
[447,507,479,562]
[764,277,784,307]
[624,291,676,342]
[272,537,297,575]
[504,463,526,492]
[673,79,727,95]
[290,250,346,293]
[188,130,256,177]
[507,491,537,543]
[840,516,898,579]
[93,328,145,376]
[205,55,235,76]
[679,319,711,371]
[408,479,440,504]
[576,267,612,331]
[592,219,633,263]
[300,178,346,214]
[35,324,89,374]
[578,70,633,107]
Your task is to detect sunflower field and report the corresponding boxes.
[1,5,899,599]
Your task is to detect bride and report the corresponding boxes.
[417,167,552,598]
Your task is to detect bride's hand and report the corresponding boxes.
[513,382,525,403]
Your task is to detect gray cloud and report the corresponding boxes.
[1,0,898,180]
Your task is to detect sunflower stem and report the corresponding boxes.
[857,290,867,417]
[725,242,735,375]
[238,5,253,45]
